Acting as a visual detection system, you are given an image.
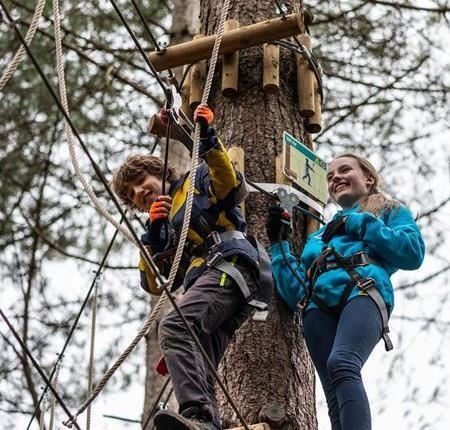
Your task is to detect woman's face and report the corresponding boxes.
[327,157,375,209]
[126,173,163,211]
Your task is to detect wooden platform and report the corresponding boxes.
[227,424,270,430]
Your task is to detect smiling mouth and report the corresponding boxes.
[335,183,349,193]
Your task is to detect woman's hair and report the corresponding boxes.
[333,153,398,216]
[111,154,179,209]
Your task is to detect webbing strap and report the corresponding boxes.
[344,268,393,352]
[363,286,393,351]
[212,258,268,311]
[307,248,393,352]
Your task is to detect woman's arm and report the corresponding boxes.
[269,240,308,310]
[345,205,425,270]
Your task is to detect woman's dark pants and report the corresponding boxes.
[303,296,383,430]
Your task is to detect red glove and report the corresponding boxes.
[156,356,169,376]
[149,196,172,223]
[159,107,169,126]
[194,105,214,126]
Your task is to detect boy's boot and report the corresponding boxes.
[154,406,218,430]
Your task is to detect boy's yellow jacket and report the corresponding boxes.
[139,138,263,296]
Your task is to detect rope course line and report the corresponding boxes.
[25,221,124,430]
[0,309,82,430]
[52,0,140,250]
[48,362,60,430]
[0,0,46,91]
[128,0,177,86]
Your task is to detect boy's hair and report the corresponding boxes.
[334,153,398,216]
[112,154,179,209]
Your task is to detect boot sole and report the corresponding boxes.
[154,410,194,430]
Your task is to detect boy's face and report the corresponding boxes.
[126,173,163,211]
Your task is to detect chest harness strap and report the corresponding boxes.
[308,248,393,352]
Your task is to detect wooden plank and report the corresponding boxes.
[149,13,302,72]
[226,423,271,430]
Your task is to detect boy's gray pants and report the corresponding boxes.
[158,262,258,429]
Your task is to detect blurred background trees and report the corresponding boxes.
[1,0,449,428]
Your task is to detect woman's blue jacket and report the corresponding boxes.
[269,204,425,313]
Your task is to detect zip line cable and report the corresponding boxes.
[25,218,124,430]
[128,0,177,86]
[108,0,169,97]
[0,309,82,430]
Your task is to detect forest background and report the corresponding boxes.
[1,0,449,429]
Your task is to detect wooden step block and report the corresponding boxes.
[226,424,270,430]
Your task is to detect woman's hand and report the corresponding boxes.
[266,205,291,243]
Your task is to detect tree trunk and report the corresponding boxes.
[199,1,317,429]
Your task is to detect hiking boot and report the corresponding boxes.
[154,409,217,430]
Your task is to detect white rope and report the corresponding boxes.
[52,0,138,247]
[163,0,231,305]
[86,274,100,430]
[0,0,47,92]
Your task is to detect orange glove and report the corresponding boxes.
[159,107,169,126]
[194,105,214,126]
[149,196,172,223]
[156,356,169,376]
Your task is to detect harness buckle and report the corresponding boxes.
[206,231,222,248]
[207,252,223,268]
[357,277,375,291]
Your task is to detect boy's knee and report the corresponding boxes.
[158,311,183,348]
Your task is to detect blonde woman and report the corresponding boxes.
[266,154,425,430]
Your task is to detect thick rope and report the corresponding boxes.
[59,1,235,426]
[86,275,100,430]
[52,0,137,247]
[65,292,169,425]
[0,0,46,92]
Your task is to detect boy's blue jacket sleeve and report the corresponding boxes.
[345,206,425,270]
[269,240,307,310]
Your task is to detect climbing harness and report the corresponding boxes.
[307,247,394,351]
[204,230,272,314]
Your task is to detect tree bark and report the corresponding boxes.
[199,1,317,429]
